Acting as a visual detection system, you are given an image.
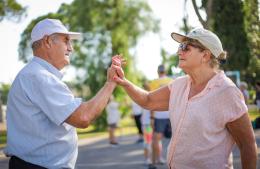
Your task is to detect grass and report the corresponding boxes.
[0,109,259,149]
[0,131,6,148]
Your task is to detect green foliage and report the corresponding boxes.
[0,0,26,22]
[161,48,180,76]
[243,0,260,83]
[0,83,11,105]
[18,0,159,130]
[188,0,259,85]
[212,0,251,77]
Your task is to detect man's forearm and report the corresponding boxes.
[82,81,116,124]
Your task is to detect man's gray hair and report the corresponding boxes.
[31,39,42,51]
[31,34,60,51]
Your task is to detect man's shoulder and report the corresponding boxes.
[19,60,42,74]
[17,61,55,84]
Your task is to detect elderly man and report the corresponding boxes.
[4,18,117,169]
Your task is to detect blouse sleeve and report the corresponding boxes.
[221,86,248,123]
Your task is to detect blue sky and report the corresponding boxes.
[0,0,202,83]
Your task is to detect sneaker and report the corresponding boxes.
[148,164,157,169]
[145,158,152,165]
[109,142,119,147]
[135,138,143,143]
[158,157,165,165]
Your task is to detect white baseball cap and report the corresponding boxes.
[171,28,224,58]
[31,18,81,44]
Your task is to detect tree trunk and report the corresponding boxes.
[191,0,214,29]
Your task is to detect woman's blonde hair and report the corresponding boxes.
[209,51,227,69]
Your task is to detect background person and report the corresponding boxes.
[4,18,118,169]
[131,101,144,143]
[239,81,249,105]
[111,28,257,169]
[141,108,153,166]
[140,83,153,167]
[106,95,121,146]
[149,64,172,165]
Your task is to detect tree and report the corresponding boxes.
[212,0,251,77]
[160,48,179,76]
[243,0,260,82]
[180,0,193,34]
[0,83,11,122]
[188,0,257,83]
[0,0,26,22]
[18,0,159,130]
[191,0,214,29]
[0,0,26,122]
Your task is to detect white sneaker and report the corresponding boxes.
[158,157,165,164]
[145,158,152,165]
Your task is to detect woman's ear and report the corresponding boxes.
[203,50,211,62]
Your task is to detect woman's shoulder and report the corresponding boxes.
[173,75,189,85]
[168,75,189,90]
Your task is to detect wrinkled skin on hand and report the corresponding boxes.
[112,55,125,79]
[111,55,127,85]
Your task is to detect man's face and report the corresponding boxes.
[47,33,73,70]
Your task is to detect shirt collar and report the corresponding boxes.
[188,70,224,89]
[206,70,225,89]
[32,56,63,79]
[187,71,225,100]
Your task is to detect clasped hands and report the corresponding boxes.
[107,55,126,85]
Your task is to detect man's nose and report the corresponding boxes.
[67,42,73,52]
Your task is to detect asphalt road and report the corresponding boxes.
[1,131,260,169]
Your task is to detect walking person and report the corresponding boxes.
[106,95,121,146]
[4,18,118,169]
[131,101,144,143]
[149,64,172,166]
[111,28,257,169]
[142,108,153,166]
[239,81,249,105]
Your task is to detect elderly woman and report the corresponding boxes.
[111,28,257,169]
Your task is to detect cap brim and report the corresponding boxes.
[66,32,82,40]
[171,32,188,43]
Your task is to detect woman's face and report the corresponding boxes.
[177,41,206,72]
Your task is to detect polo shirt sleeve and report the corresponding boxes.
[222,86,248,123]
[21,73,82,126]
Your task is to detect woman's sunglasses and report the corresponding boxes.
[178,42,205,52]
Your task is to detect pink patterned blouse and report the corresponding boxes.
[167,71,247,169]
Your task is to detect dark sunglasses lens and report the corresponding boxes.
[179,43,188,51]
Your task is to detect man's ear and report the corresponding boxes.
[42,35,51,48]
